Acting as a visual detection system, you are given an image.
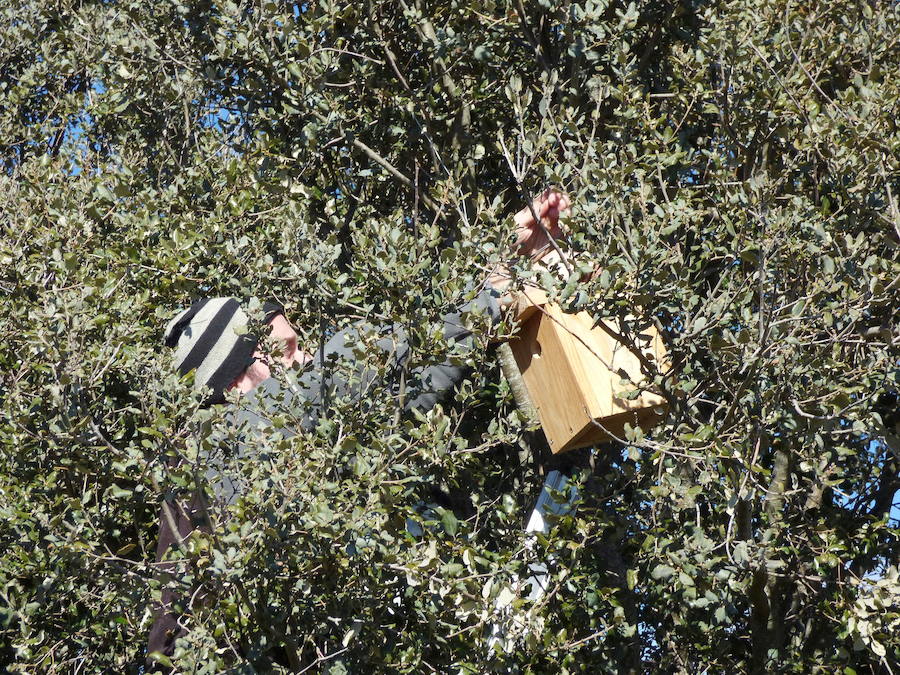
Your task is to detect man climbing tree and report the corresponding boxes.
[147,190,572,669]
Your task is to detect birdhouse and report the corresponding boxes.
[509,287,669,453]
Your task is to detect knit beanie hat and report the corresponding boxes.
[163,297,284,404]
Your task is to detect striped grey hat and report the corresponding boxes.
[163,297,283,404]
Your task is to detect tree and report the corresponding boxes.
[1,0,898,671]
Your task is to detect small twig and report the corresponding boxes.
[878,158,900,242]
[296,647,349,674]
[311,47,384,65]
[349,136,443,215]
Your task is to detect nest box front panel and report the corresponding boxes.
[510,304,668,453]
[510,305,608,452]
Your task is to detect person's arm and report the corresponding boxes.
[287,191,573,417]
[228,191,573,421]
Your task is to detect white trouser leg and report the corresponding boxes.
[487,470,579,653]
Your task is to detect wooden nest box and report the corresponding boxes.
[509,287,669,453]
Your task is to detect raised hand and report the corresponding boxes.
[487,190,572,300]
[512,189,571,260]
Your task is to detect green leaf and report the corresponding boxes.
[441,509,458,537]
[627,569,638,590]
[651,564,675,580]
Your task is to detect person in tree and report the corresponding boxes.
[146,191,571,670]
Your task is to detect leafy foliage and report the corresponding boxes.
[1,0,898,672]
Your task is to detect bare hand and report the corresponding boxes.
[512,189,571,260]
[267,314,304,367]
[228,314,311,394]
[487,190,572,301]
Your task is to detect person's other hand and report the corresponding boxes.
[267,314,304,367]
[228,314,311,394]
[512,189,571,260]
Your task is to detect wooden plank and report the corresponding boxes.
[511,309,584,452]
[509,301,669,453]
[512,286,548,323]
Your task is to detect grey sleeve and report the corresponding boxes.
[402,285,502,410]
[291,286,503,427]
